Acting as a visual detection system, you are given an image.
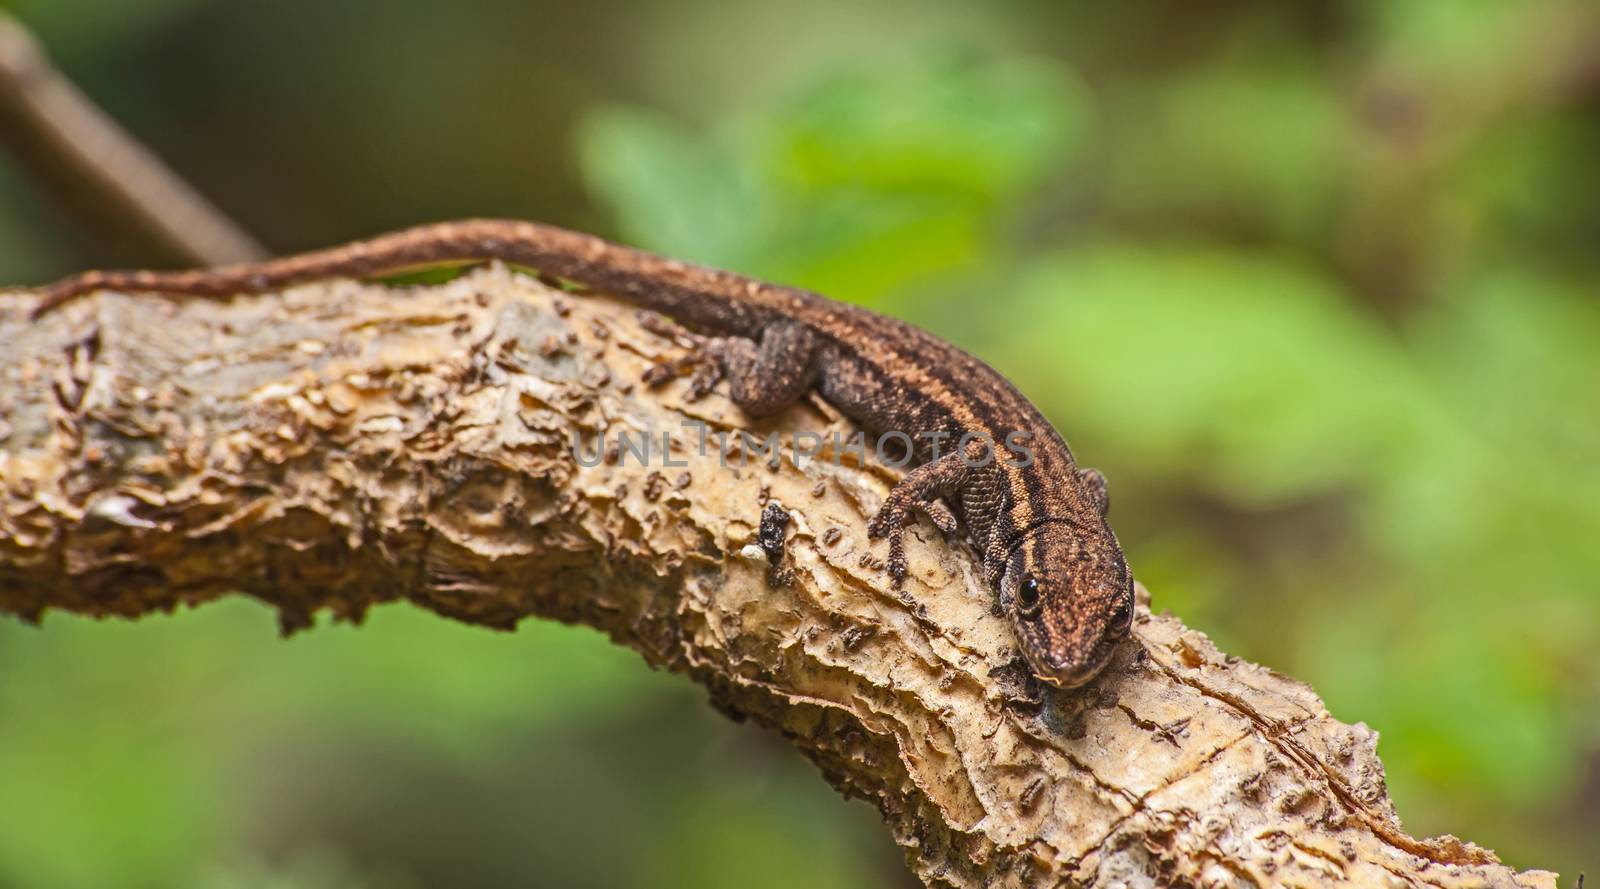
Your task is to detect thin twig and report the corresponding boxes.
[0,12,266,267]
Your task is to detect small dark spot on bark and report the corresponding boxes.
[51,380,80,412]
[1005,690,1044,717]
[841,625,876,652]
[1278,786,1320,816]
[1019,778,1046,811]
[759,501,792,587]
[1239,772,1264,801]
[811,481,827,498]
[76,326,102,362]
[988,658,1028,687]
[822,527,842,546]
[674,472,691,489]
[643,472,666,502]
[636,310,681,338]
[1154,717,1191,747]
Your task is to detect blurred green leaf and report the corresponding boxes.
[1007,243,1425,504]
[768,56,1086,200]
[579,53,1090,301]
[1105,57,1344,238]
[578,108,760,269]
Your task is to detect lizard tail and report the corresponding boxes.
[31,219,768,324]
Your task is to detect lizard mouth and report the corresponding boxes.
[1019,642,1111,691]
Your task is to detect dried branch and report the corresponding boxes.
[0,269,1562,889]
[0,12,266,266]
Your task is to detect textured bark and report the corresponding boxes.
[0,268,1561,889]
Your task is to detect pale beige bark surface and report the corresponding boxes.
[0,268,1561,888]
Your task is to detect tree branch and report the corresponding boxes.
[0,269,1561,889]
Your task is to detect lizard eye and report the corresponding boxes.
[1016,575,1042,615]
[1111,596,1132,629]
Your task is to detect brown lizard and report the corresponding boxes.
[31,219,1135,689]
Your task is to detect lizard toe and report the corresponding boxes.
[920,499,959,535]
[641,360,680,387]
[686,360,724,400]
[867,506,899,540]
[885,538,908,583]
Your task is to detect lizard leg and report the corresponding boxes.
[1078,467,1109,518]
[867,447,974,583]
[644,321,822,416]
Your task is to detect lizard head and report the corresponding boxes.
[1000,522,1134,689]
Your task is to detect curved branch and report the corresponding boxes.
[0,269,1560,889]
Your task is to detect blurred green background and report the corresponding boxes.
[2,0,1597,885]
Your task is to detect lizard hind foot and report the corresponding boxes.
[642,342,727,401]
[1078,467,1109,518]
[685,354,726,399]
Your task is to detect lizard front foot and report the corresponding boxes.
[868,451,972,585]
[921,499,959,536]
[866,504,908,583]
[868,500,959,585]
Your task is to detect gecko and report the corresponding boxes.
[32,219,1135,690]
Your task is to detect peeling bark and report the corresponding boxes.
[0,268,1561,888]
